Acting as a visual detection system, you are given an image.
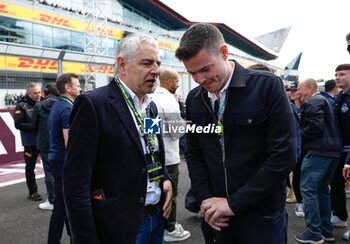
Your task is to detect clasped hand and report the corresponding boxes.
[200,197,234,231]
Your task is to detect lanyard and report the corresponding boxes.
[216,94,227,162]
[115,77,156,158]
[59,96,73,106]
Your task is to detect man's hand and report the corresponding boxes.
[201,197,234,231]
[343,167,350,180]
[293,98,302,110]
[162,179,172,219]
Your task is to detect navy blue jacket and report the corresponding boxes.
[14,95,39,147]
[185,61,296,216]
[335,89,350,149]
[300,93,341,158]
[32,96,58,152]
[63,80,171,244]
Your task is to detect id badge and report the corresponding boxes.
[145,151,164,182]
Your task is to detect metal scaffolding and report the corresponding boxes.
[83,0,109,88]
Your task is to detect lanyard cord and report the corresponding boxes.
[59,96,73,106]
[115,77,156,155]
[216,93,227,162]
[217,94,227,122]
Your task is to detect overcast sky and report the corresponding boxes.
[162,0,350,81]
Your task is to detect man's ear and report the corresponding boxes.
[117,56,127,75]
[166,78,172,87]
[220,45,229,60]
[64,83,71,93]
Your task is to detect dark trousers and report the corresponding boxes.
[292,155,304,203]
[165,164,179,232]
[24,146,39,194]
[179,135,186,157]
[201,209,288,244]
[40,151,55,204]
[331,152,348,221]
[48,160,71,244]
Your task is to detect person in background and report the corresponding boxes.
[286,81,305,218]
[32,82,60,210]
[14,82,43,201]
[47,73,81,243]
[294,78,341,243]
[321,79,338,108]
[151,69,190,242]
[333,64,350,241]
[175,93,186,158]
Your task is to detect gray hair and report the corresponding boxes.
[26,82,40,94]
[114,33,158,73]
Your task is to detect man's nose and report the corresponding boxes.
[151,63,161,76]
[196,73,206,84]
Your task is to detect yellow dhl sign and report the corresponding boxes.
[0,55,190,77]
[157,40,178,52]
[0,56,114,76]
[0,1,180,51]
[0,1,122,39]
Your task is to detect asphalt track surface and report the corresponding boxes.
[1,159,350,244]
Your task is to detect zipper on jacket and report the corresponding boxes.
[201,93,229,198]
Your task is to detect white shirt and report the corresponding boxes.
[151,87,186,166]
[118,78,161,206]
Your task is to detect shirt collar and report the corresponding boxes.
[118,77,152,108]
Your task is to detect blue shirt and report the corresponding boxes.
[48,98,72,162]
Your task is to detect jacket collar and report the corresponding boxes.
[192,60,247,98]
[320,91,333,98]
[342,89,350,96]
[108,78,144,155]
[107,78,159,157]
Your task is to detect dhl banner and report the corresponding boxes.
[157,40,178,52]
[0,56,114,76]
[2,56,57,73]
[0,1,122,39]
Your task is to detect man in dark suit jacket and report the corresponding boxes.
[63,34,172,244]
[175,23,296,244]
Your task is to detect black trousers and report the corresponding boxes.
[292,154,305,203]
[331,152,348,221]
[201,209,288,244]
[24,146,39,194]
[48,160,71,244]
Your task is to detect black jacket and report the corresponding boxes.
[335,89,350,148]
[185,61,296,216]
[14,95,39,147]
[300,93,341,158]
[32,96,58,152]
[63,81,171,244]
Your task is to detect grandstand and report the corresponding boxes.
[0,0,286,108]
